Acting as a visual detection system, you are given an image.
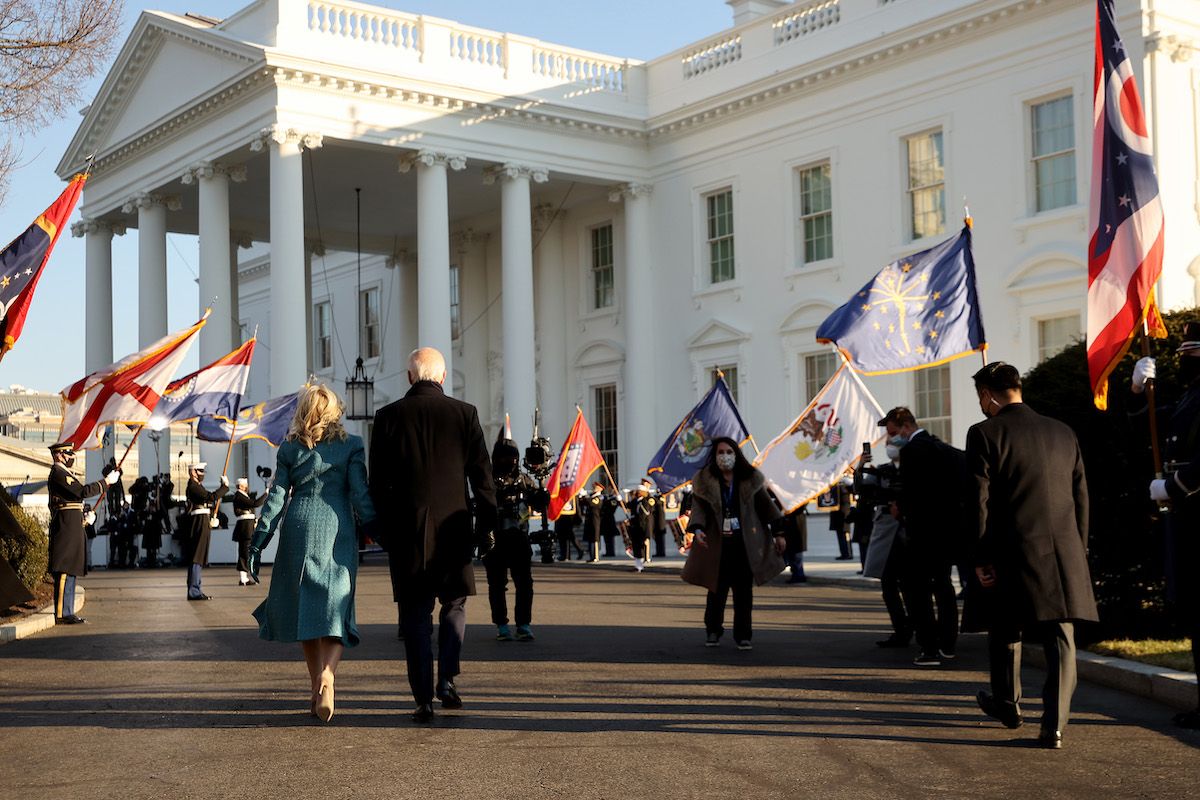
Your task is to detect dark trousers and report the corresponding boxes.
[53,573,76,619]
[835,528,852,558]
[881,540,910,638]
[704,533,754,641]
[602,533,615,557]
[399,592,467,705]
[653,530,666,558]
[904,552,958,654]
[484,534,533,627]
[988,620,1077,733]
[187,564,203,598]
[236,539,251,573]
[629,528,647,559]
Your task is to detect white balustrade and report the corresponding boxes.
[449,28,506,69]
[307,1,420,51]
[531,47,626,92]
[681,34,742,79]
[772,0,841,46]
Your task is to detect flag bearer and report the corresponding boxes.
[184,462,227,600]
[47,442,119,624]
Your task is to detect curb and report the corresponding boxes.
[1023,645,1197,711]
[0,586,86,645]
[544,558,881,589]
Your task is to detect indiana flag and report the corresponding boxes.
[0,174,86,357]
[546,408,607,522]
[147,338,256,430]
[1087,0,1166,410]
[59,312,209,449]
[646,374,751,493]
[196,391,300,448]
[754,362,885,513]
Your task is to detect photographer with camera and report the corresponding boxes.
[486,432,539,642]
[856,437,912,648]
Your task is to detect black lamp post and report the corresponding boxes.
[345,186,374,421]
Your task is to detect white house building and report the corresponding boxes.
[58,0,1200,501]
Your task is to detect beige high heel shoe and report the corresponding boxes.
[316,678,335,722]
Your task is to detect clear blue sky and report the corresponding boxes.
[2,0,733,393]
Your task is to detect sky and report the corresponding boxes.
[1,0,734,394]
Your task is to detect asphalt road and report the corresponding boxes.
[0,561,1195,800]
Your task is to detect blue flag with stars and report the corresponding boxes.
[645,375,752,493]
[816,226,986,375]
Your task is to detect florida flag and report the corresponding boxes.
[147,338,256,430]
[1088,0,1166,410]
[59,312,208,449]
[545,408,607,522]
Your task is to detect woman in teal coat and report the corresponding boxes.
[248,383,375,722]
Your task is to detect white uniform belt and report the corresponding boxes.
[236,513,256,520]
[189,508,211,515]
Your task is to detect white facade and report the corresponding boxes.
[59,0,1200,506]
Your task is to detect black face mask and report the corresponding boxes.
[1180,357,1200,387]
[62,455,75,468]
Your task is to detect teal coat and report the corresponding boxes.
[252,435,376,647]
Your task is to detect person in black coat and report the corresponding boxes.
[232,478,267,586]
[485,434,537,641]
[584,481,620,559]
[47,442,118,623]
[183,463,228,601]
[966,362,1097,750]
[369,347,497,723]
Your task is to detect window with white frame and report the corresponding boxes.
[705,189,735,283]
[593,384,619,483]
[710,364,739,405]
[1037,313,1081,362]
[359,287,380,360]
[914,366,952,442]
[804,351,840,403]
[591,224,615,309]
[313,301,332,370]
[798,162,833,263]
[449,265,461,340]
[1032,96,1076,212]
[906,130,945,241]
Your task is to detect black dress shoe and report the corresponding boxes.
[976,690,1023,729]
[1038,730,1063,749]
[411,703,435,723]
[58,615,86,625]
[187,594,213,601]
[436,680,463,710]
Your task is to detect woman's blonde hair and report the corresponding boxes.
[286,383,349,449]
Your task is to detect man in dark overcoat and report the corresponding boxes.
[183,462,228,601]
[47,442,118,623]
[966,362,1097,750]
[369,347,496,723]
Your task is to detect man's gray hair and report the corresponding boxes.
[408,347,447,383]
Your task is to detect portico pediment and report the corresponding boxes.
[686,319,749,351]
[57,12,264,177]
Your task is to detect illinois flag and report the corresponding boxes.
[1087,0,1166,410]
[0,174,86,357]
[59,311,208,449]
[816,226,986,375]
[646,374,751,493]
[196,391,300,447]
[546,408,606,522]
[147,338,256,430]
[754,362,884,513]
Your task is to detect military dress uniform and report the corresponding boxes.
[183,466,228,600]
[232,487,267,585]
[47,444,106,623]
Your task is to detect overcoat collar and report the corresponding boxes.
[406,380,446,398]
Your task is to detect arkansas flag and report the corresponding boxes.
[147,338,256,430]
[1087,0,1166,410]
[59,311,209,449]
[545,408,606,522]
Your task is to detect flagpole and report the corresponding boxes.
[1141,318,1165,479]
[93,424,145,511]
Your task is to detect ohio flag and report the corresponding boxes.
[1087,0,1166,410]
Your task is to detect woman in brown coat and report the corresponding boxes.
[682,437,787,650]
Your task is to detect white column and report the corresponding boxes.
[610,183,655,483]
[533,204,568,445]
[400,150,465,378]
[73,218,122,484]
[388,248,419,361]
[486,163,548,446]
[305,238,325,377]
[252,125,322,397]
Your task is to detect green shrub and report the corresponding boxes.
[0,491,48,592]
[1023,307,1200,640]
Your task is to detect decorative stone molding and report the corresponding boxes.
[70,219,127,238]
[607,183,653,203]
[249,124,323,152]
[304,237,326,258]
[181,161,248,185]
[532,203,563,233]
[482,163,550,185]
[231,230,254,249]
[385,248,416,269]
[451,229,486,254]
[397,150,467,173]
[121,192,182,214]
[1146,32,1196,63]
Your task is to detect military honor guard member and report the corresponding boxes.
[233,478,267,586]
[183,462,228,600]
[47,442,119,624]
[584,480,620,560]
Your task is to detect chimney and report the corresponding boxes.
[725,0,791,27]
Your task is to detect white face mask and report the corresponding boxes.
[885,444,901,461]
[716,453,736,471]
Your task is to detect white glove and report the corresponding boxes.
[84,511,96,526]
[220,475,229,487]
[1149,479,1170,501]
[1132,357,1156,393]
[104,470,120,486]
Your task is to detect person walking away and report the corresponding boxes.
[369,347,497,723]
[966,362,1097,750]
[247,383,376,723]
[683,437,786,650]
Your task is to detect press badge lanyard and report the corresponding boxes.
[722,480,739,534]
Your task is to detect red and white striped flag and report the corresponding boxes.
[59,311,209,449]
[1087,0,1167,410]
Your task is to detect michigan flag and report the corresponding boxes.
[754,363,885,513]
[646,374,751,492]
[196,392,299,447]
[816,226,986,374]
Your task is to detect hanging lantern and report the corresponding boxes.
[345,356,374,421]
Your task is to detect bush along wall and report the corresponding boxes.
[0,489,48,593]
